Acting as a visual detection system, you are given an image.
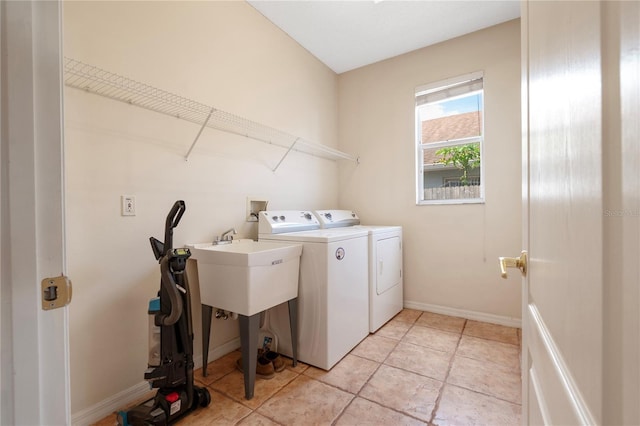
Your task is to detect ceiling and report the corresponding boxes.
[247,0,521,74]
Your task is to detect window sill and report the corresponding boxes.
[417,198,485,206]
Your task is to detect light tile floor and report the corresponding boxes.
[95,310,521,425]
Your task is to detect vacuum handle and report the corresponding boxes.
[163,200,186,254]
[156,256,183,326]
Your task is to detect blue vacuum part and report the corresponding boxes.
[148,297,160,314]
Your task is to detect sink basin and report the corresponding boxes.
[187,239,302,316]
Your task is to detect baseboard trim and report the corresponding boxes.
[71,338,241,426]
[193,337,241,373]
[403,300,522,328]
[71,381,151,426]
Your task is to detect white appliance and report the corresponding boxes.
[258,210,369,370]
[314,210,403,332]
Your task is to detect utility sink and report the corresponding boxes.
[187,239,302,316]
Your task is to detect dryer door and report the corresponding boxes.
[376,236,402,295]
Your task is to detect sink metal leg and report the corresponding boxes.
[288,298,298,367]
[238,313,260,400]
[201,304,213,377]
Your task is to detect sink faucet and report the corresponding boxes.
[222,228,237,241]
[214,228,237,245]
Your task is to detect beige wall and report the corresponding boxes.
[63,1,339,415]
[65,3,522,417]
[338,20,522,321]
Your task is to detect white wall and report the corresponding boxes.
[338,20,522,321]
[63,1,340,416]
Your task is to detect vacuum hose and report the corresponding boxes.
[156,256,183,326]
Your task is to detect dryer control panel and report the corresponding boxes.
[314,210,360,229]
[258,210,320,234]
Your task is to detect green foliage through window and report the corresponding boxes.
[435,143,480,185]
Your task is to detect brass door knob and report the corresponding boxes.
[499,251,528,278]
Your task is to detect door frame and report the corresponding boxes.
[520,1,530,423]
[1,1,70,424]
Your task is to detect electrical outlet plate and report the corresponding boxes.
[121,195,136,216]
[246,198,268,222]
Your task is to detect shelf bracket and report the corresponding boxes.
[185,107,215,161]
[272,137,300,172]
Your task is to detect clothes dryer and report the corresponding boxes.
[258,211,369,370]
[314,210,403,332]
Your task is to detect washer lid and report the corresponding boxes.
[314,210,360,228]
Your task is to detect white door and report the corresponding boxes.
[520,1,639,425]
[1,1,70,424]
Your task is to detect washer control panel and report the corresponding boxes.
[314,210,360,229]
[259,210,320,234]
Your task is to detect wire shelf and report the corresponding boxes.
[63,58,358,169]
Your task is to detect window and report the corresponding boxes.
[415,72,484,204]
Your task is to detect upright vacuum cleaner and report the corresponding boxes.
[119,200,210,425]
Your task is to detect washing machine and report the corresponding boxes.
[314,210,403,332]
[258,210,369,370]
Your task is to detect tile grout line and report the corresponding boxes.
[440,382,523,407]
[331,318,434,425]
[329,394,358,426]
[331,328,404,425]
[364,318,439,425]
[463,332,520,347]
[202,358,302,424]
[370,315,467,425]
[251,363,304,413]
[243,365,302,425]
[441,322,524,407]
[452,352,520,374]
[350,316,447,425]
[427,318,468,425]
[204,386,257,425]
[274,314,420,424]
[248,374,291,426]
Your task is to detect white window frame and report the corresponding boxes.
[415,71,485,205]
